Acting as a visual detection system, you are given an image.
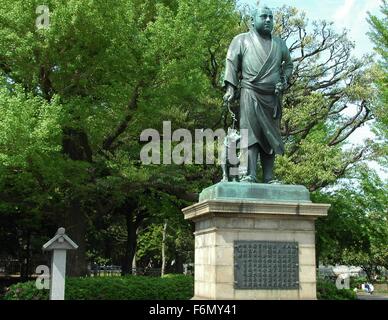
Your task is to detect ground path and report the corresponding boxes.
[357,294,388,300]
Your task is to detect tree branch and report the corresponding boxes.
[328,101,371,146]
[309,147,368,192]
[102,83,141,151]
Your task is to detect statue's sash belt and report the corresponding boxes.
[240,82,281,119]
[240,81,275,95]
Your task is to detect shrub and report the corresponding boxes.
[4,275,358,300]
[2,274,194,300]
[350,276,368,290]
[2,281,49,300]
[317,279,357,300]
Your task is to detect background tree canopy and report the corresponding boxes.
[0,0,386,277]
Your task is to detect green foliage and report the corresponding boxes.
[0,80,65,257]
[0,0,385,277]
[270,6,380,190]
[368,0,388,66]
[276,140,342,188]
[2,274,194,300]
[137,224,165,262]
[134,191,194,267]
[368,0,388,164]
[0,85,62,167]
[317,279,357,300]
[1,281,49,300]
[350,276,368,290]
[315,167,388,277]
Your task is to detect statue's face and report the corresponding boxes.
[253,7,274,36]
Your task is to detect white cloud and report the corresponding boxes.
[334,0,356,22]
[329,0,383,57]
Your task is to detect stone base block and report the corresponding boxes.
[182,184,330,300]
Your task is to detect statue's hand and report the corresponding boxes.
[223,85,235,103]
[275,82,285,95]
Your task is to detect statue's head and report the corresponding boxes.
[252,6,274,36]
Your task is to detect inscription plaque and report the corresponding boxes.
[234,241,299,290]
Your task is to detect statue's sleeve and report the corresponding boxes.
[282,41,293,82]
[224,35,243,88]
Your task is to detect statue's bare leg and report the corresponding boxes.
[241,144,259,183]
[260,148,275,183]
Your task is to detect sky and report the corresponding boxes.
[239,0,382,57]
[238,0,386,177]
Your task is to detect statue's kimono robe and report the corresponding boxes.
[224,30,293,155]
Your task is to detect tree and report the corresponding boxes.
[368,0,388,165]
[315,167,388,280]
[368,0,388,70]
[269,6,380,190]
[0,1,384,277]
[134,191,194,274]
[0,0,240,275]
[0,80,66,278]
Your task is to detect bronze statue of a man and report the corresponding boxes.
[223,6,293,183]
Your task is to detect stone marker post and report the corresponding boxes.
[42,227,78,300]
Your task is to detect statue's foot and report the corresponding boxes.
[240,175,257,183]
[267,179,282,185]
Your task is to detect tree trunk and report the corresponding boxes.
[20,231,31,281]
[132,252,137,275]
[121,201,146,276]
[66,199,87,277]
[161,221,167,277]
[122,211,138,275]
[61,127,93,277]
[175,254,184,274]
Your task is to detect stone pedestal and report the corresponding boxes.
[182,183,330,300]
